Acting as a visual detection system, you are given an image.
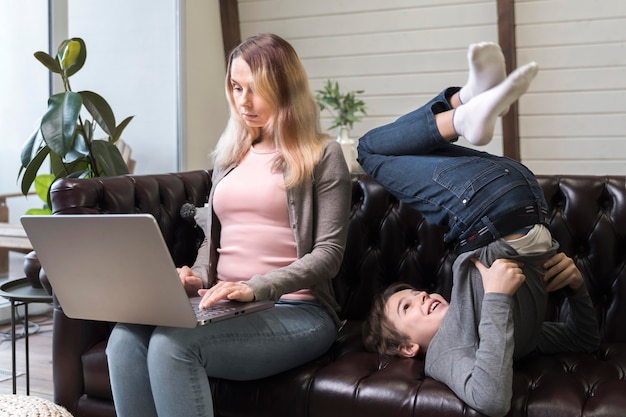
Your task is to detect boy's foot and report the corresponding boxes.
[453,61,539,146]
[458,42,507,105]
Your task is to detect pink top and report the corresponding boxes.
[212,146,314,300]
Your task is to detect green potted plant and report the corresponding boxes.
[17,37,134,290]
[18,37,134,211]
[315,80,367,171]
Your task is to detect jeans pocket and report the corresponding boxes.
[433,157,508,202]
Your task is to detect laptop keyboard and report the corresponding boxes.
[192,302,239,320]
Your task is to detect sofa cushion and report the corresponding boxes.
[81,341,112,400]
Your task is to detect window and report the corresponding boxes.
[0,0,181,222]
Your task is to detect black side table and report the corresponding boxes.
[0,278,52,395]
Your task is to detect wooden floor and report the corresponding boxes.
[0,252,54,402]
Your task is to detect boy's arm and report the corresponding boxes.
[466,259,522,415]
[427,295,516,417]
[538,253,600,353]
[426,259,522,417]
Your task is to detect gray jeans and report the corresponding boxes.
[106,300,336,417]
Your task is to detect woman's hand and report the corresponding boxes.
[473,258,525,296]
[198,281,255,309]
[542,252,584,292]
[177,266,203,297]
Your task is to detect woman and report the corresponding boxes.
[106,33,351,417]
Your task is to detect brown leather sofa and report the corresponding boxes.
[49,171,626,417]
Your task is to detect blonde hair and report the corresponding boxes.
[213,33,328,188]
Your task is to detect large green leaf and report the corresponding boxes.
[41,92,82,157]
[49,152,67,177]
[20,124,45,168]
[80,91,116,137]
[20,146,50,195]
[91,140,129,176]
[34,51,62,74]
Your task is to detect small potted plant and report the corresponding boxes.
[315,80,367,171]
[18,37,134,206]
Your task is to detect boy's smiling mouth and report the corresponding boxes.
[428,300,440,314]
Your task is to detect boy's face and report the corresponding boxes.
[385,289,449,357]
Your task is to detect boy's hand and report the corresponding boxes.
[472,258,525,295]
[542,252,583,292]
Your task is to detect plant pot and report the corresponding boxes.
[337,126,359,172]
[23,250,43,289]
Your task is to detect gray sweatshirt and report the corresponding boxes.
[425,239,600,417]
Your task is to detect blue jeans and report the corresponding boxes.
[357,88,547,252]
[106,300,336,417]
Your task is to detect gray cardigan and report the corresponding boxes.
[191,140,352,326]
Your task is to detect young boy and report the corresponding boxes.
[357,43,600,417]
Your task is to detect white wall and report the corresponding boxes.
[238,0,626,175]
[180,0,229,171]
[238,0,504,158]
[516,0,626,175]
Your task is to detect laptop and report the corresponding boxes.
[20,214,274,328]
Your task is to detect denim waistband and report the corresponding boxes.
[454,205,548,254]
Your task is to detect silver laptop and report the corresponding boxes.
[20,214,274,328]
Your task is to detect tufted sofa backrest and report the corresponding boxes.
[538,175,626,343]
[51,170,213,269]
[334,175,455,321]
[50,172,626,344]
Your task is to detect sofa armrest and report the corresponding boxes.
[52,305,114,409]
[48,170,212,414]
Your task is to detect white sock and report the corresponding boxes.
[458,42,507,104]
[453,62,539,146]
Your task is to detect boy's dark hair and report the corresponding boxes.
[362,282,416,357]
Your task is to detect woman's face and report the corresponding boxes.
[229,57,272,130]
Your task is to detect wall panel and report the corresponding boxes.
[238,0,503,155]
[516,0,626,174]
